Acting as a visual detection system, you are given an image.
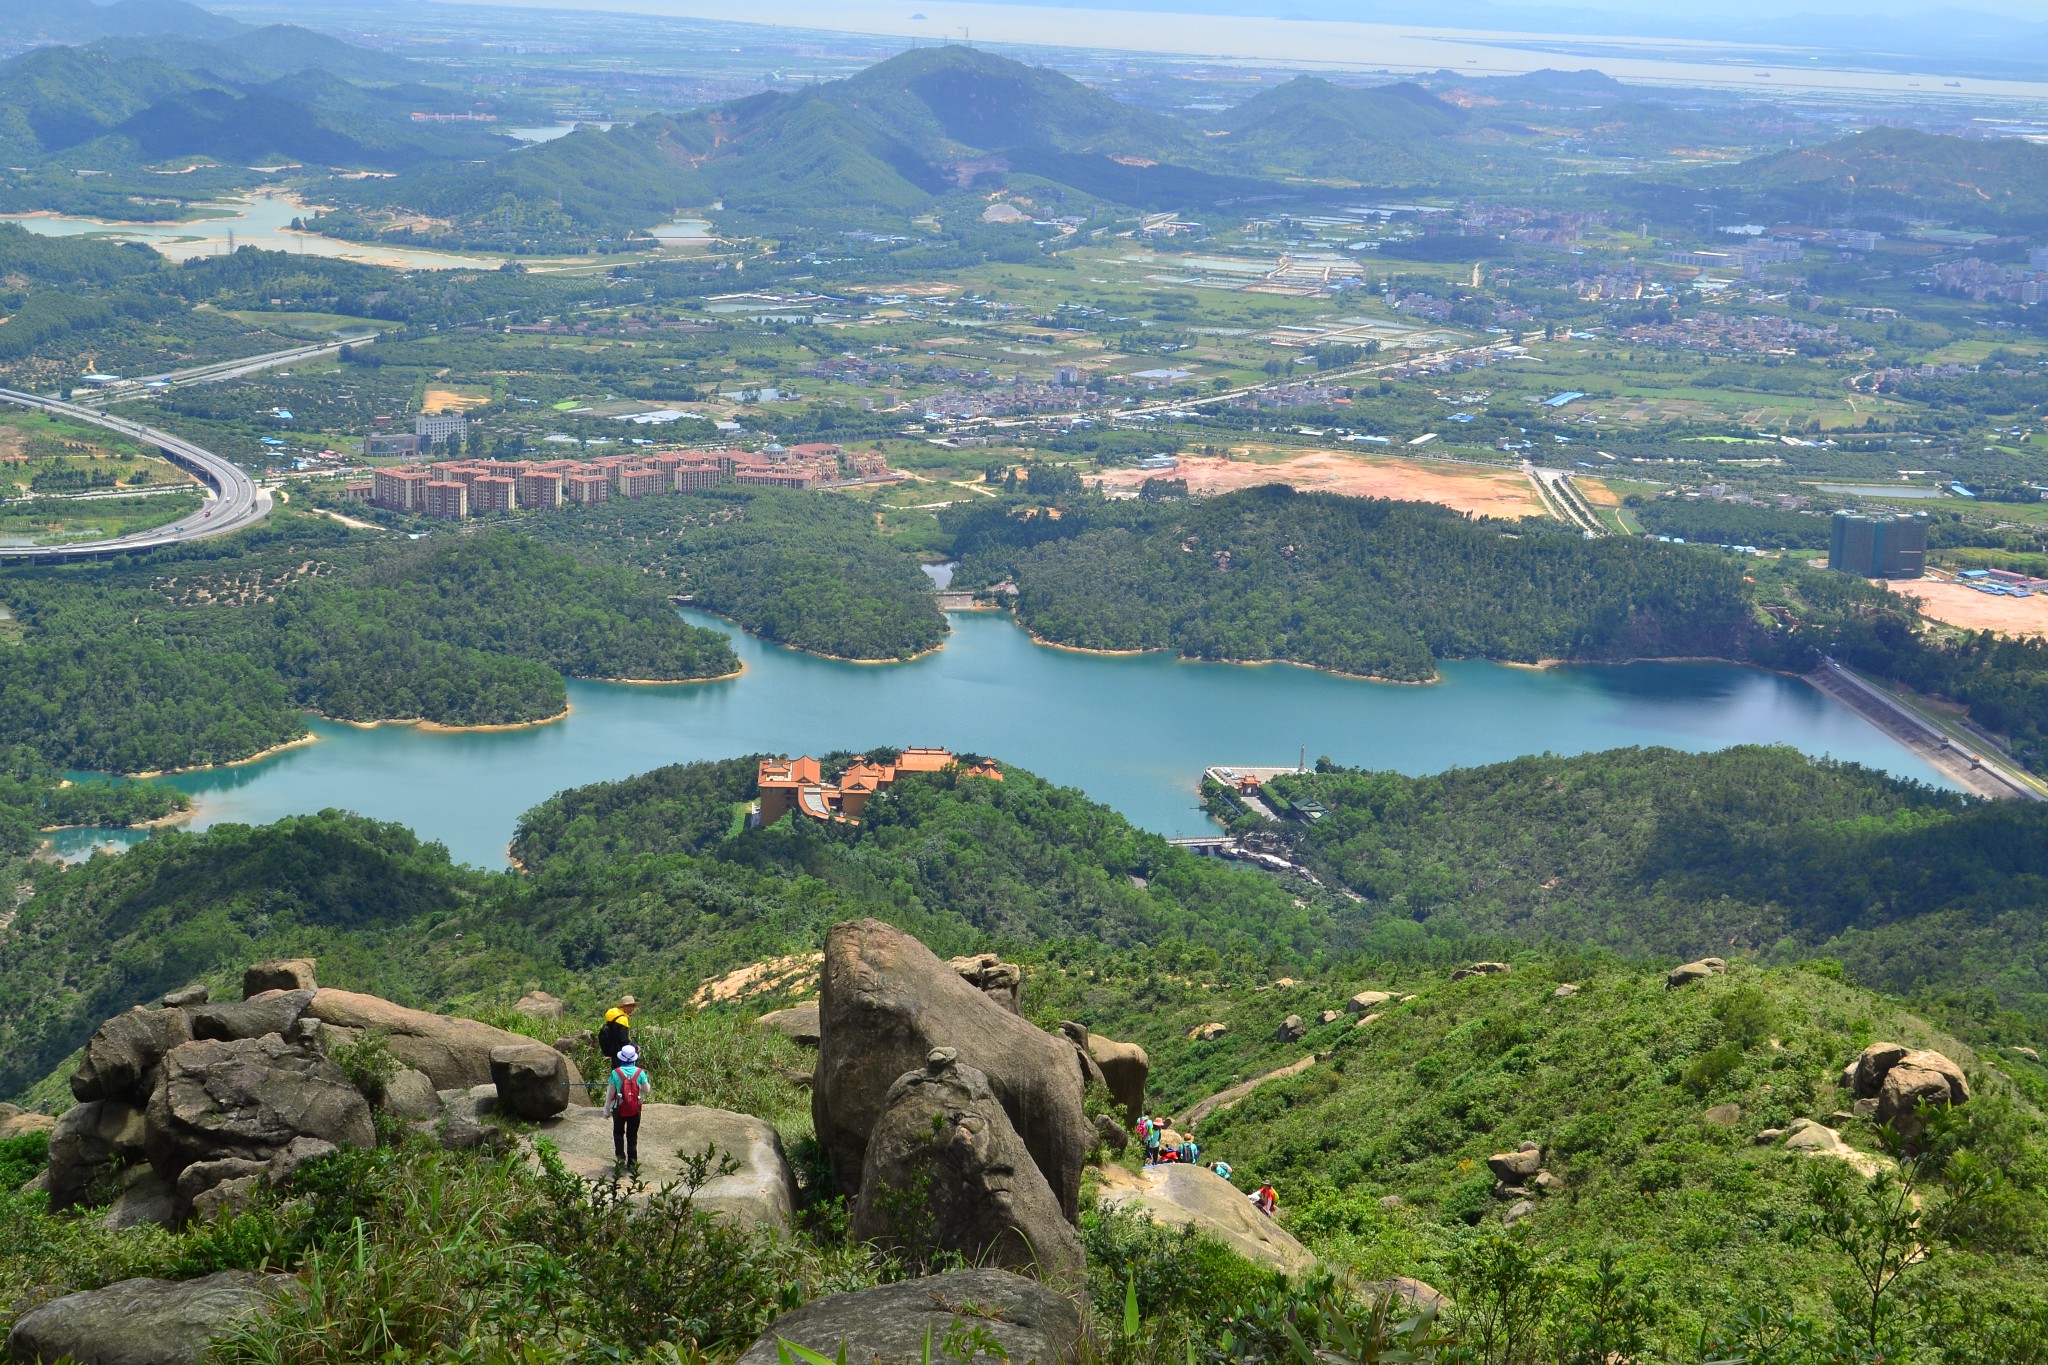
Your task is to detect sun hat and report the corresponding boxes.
[617,1044,639,1065]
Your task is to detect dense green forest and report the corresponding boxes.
[0,747,188,858]
[1633,499,1835,550]
[1225,745,2048,1037]
[523,488,948,661]
[0,519,738,773]
[949,485,1758,679]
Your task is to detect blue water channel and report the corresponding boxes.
[47,609,1953,868]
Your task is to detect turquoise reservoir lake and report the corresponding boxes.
[52,610,1952,868]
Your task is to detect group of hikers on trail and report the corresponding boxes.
[1134,1114,1278,1217]
[597,995,649,1171]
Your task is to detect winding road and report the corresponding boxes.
[0,388,271,561]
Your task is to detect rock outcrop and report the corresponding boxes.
[1666,958,1727,989]
[144,1036,373,1218]
[755,1000,821,1047]
[307,988,586,1097]
[512,990,564,1021]
[489,1042,571,1120]
[850,1049,1085,1285]
[1450,962,1510,982]
[47,1099,150,1212]
[948,953,1025,1014]
[70,1007,193,1104]
[1275,1014,1306,1043]
[1781,1118,1891,1178]
[813,920,1094,1223]
[0,1104,55,1142]
[734,1271,1087,1365]
[1346,991,1392,1014]
[525,1104,796,1233]
[1839,1042,1970,1140]
[1094,1163,1316,1277]
[5,1271,295,1365]
[243,959,317,997]
[1187,1022,1229,1042]
[1080,1029,1149,1126]
[189,990,315,1045]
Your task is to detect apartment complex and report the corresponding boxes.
[365,443,888,517]
[756,749,1003,826]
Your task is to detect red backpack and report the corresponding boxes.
[614,1067,643,1117]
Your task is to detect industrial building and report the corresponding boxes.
[1829,511,1927,579]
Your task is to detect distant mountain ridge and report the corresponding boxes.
[1714,125,2048,228]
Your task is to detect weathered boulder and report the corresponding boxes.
[158,986,209,1008]
[1083,1032,1149,1126]
[100,1168,177,1232]
[512,990,564,1021]
[380,1068,442,1120]
[5,1271,294,1365]
[1842,1042,1910,1096]
[1553,984,1580,999]
[1486,1146,1542,1182]
[243,959,317,998]
[1703,1103,1743,1128]
[851,1050,1085,1285]
[1094,1163,1316,1278]
[174,1158,267,1224]
[1782,1118,1891,1178]
[71,1007,193,1105]
[1666,958,1728,989]
[143,1036,374,1185]
[1187,1022,1229,1042]
[46,1100,149,1212]
[1503,1199,1536,1225]
[1275,1015,1306,1043]
[490,1042,571,1120]
[526,1104,795,1232]
[1450,962,1510,982]
[756,1000,822,1047]
[948,954,1024,1014]
[734,1270,1086,1365]
[1877,1050,1971,1139]
[307,988,586,1096]
[813,920,1095,1223]
[1094,1114,1129,1155]
[188,989,314,1044]
[1317,1010,1342,1026]
[1346,991,1393,1014]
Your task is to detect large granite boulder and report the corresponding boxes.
[512,990,564,1021]
[5,1271,294,1365]
[100,1168,177,1232]
[734,1271,1087,1365]
[755,1000,821,1047]
[143,1036,374,1189]
[46,1099,150,1212]
[1877,1050,1971,1139]
[1843,1042,1912,1098]
[188,990,315,1045]
[948,954,1024,1014]
[813,920,1095,1223]
[490,1042,571,1120]
[526,1104,795,1233]
[380,1068,442,1120]
[1093,1163,1316,1278]
[71,1007,193,1105]
[851,1049,1086,1285]
[1057,1024,1149,1126]
[243,959,317,997]
[1666,958,1727,990]
[307,988,586,1096]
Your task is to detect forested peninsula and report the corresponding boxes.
[524,487,948,662]
[950,485,1757,680]
[0,520,739,774]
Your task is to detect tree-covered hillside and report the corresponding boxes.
[522,487,948,662]
[1227,745,2048,1036]
[0,519,739,773]
[949,485,1757,679]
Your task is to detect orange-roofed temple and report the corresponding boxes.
[755,749,1002,826]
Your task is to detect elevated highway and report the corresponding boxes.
[0,389,271,562]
